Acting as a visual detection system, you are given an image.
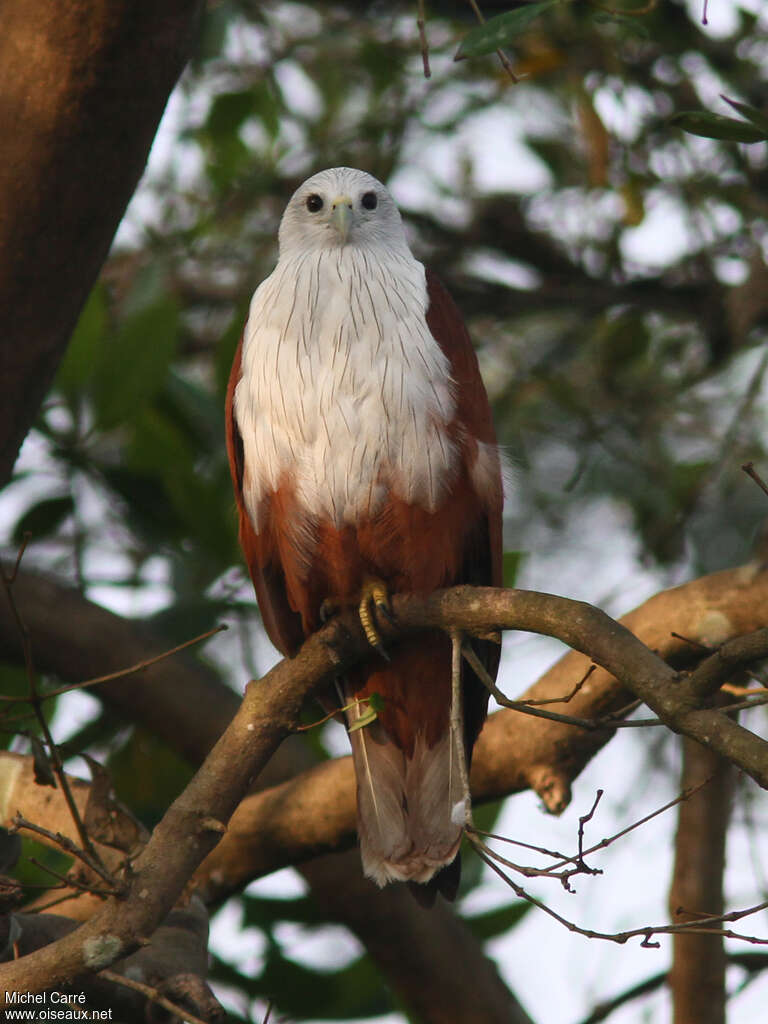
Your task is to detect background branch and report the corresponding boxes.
[0,0,203,485]
[3,565,768,1007]
[668,735,733,1024]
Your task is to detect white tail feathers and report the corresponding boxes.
[346,699,467,887]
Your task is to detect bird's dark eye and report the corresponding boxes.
[361,191,378,211]
[306,194,323,213]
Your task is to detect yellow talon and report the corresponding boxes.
[359,576,391,660]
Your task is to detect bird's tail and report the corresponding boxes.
[345,691,467,898]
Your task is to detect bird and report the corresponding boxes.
[226,167,502,902]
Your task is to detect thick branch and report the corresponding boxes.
[0,0,203,484]
[3,905,222,1024]
[0,616,351,999]
[304,850,534,1024]
[0,568,526,1022]
[3,566,768,1000]
[196,562,768,900]
[0,568,239,764]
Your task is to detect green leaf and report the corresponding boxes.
[502,550,525,588]
[455,1,563,60]
[472,798,505,836]
[670,111,767,143]
[591,10,650,37]
[252,79,282,140]
[209,945,393,1020]
[367,691,386,712]
[12,496,74,544]
[91,273,179,430]
[207,90,256,139]
[14,837,72,898]
[0,667,37,750]
[347,691,385,732]
[259,947,391,1020]
[347,706,379,732]
[56,283,109,400]
[149,598,229,645]
[107,728,193,828]
[102,466,180,540]
[242,893,328,930]
[465,899,532,940]
[720,94,768,134]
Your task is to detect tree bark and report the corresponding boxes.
[3,575,768,1001]
[0,0,203,485]
[668,736,733,1024]
[304,850,535,1024]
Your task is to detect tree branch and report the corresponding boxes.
[196,562,768,900]
[668,735,733,1024]
[303,850,535,1024]
[0,0,203,485]
[1,567,529,1022]
[0,568,239,764]
[3,567,768,1000]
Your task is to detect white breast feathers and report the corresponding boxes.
[234,247,459,534]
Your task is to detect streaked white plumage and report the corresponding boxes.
[235,168,459,543]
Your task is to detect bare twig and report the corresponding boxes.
[671,631,714,652]
[469,832,768,948]
[578,952,768,1024]
[416,0,431,78]
[464,0,518,82]
[462,643,602,730]
[99,970,218,1024]
[1,544,101,865]
[687,628,768,699]
[468,779,711,889]
[0,624,228,704]
[27,858,119,900]
[742,461,768,499]
[12,815,123,894]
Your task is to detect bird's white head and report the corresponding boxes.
[277,167,412,260]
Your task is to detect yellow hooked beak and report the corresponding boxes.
[330,194,354,243]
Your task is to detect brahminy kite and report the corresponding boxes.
[226,167,502,902]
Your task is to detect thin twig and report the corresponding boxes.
[576,789,603,870]
[416,0,431,77]
[468,778,712,885]
[462,643,601,729]
[743,461,768,499]
[520,664,596,706]
[577,953,768,1024]
[3,534,31,585]
[0,624,228,704]
[465,0,518,82]
[1,544,101,864]
[27,857,119,899]
[26,891,89,914]
[100,970,216,1024]
[469,833,768,947]
[13,814,123,893]
[670,631,714,653]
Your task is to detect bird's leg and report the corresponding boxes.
[358,576,391,661]
[450,628,472,829]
